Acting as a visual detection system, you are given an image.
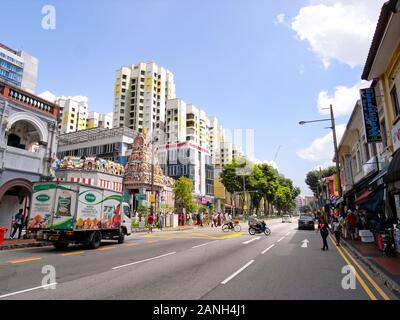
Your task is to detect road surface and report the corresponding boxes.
[0,218,397,300]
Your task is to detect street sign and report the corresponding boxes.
[136,194,146,201]
[149,194,156,203]
[243,205,248,210]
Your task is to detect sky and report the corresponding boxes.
[0,0,387,195]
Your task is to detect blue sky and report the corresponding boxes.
[1,0,385,195]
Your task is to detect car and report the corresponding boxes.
[298,214,315,230]
[282,214,292,223]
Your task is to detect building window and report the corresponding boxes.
[122,74,127,79]
[391,86,400,116]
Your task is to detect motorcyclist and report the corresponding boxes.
[227,212,234,229]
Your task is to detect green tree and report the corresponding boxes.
[305,166,337,196]
[247,165,267,215]
[173,177,196,213]
[300,205,312,213]
[274,186,293,214]
[258,163,279,215]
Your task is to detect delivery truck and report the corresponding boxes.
[28,182,132,250]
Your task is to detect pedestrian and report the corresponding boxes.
[199,211,203,227]
[10,209,24,240]
[158,212,164,231]
[148,213,154,233]
[317,217,330,251]
[346,209,356,241]
[213,212,218,227]
[332,217,342,246]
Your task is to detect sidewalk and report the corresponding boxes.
[0,238,51,251]
[341,237,400,296]
[0,225,197,251]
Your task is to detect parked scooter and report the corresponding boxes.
[248,221,271,236]
[381,228,396,257]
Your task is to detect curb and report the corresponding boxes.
[0,241,51,251]
[341,239,400,298]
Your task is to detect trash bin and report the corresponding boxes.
[0,226,8,245]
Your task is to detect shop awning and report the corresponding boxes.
[384,149,400,184]
[354,190,372,205]
[369,168,388,187]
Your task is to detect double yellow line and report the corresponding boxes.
[328,234,390,300]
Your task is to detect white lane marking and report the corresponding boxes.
[285,232,291,236]
[112,252,176,270]
[192,240,219,249]
[261,244,275,254]
[0,283,58,299]
[221,260,255,285]
[277,237,285,242]
[242,237,260,244]
[301,239,309,248]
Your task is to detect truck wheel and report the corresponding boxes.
[53,243,69,250]
[118,228,125,244]
[88,231,101,249]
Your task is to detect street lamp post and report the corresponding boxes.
[299,104,342,198]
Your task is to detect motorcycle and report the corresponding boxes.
[381,228,396,257]
[248,221,271,236]
[222,221,242,232]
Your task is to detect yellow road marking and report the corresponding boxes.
[58,251,84,257]
[96,247,115,251]
[328,236,377,300]
[146,240,159,243]
[329,235,390,301]
[7,257,42,264]
[124,243,139,247]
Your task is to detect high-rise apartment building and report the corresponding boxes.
[0,43,38,93]
[159,98,214,201]
[87,111,113,129]
[113,61,176,141]
[56,97,88,134]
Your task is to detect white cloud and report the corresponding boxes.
[274,13,286,25]
[291,0,385,68]
[38,91,89,104]
[297,124,346,161]
[317,80,371,117]
[253,159,279,171]
[38,91,56,102]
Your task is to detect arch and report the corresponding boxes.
[6,112,48,143]
[0,178,33,202]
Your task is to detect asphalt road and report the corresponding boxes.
[0,218,397,300]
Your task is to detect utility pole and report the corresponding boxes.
[330,104,342,197]
[150,127,155,216]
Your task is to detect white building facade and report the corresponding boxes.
[0,82,58,238]
[0,43,38,94]
[113,61,176,141]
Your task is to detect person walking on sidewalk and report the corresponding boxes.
[317,218,330,251]
[147,213,154,233]
[10,209,24,239]
[332,217,342,246]
[346,209,356,241]
[158,212,164,231]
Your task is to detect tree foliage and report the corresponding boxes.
[173,177,196,213]
[220,158,299,215]
[305,166,337,196]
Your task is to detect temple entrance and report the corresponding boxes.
[0,179,32,239]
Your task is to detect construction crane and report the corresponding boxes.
[273,145,282,162]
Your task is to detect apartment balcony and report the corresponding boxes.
[2,145,44,174]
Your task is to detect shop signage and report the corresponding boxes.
[343,154,353,187]
[360,88,382,143]
[392,121,400,152]
[135,193,146,200]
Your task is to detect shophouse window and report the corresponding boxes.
[391,85,400,116]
